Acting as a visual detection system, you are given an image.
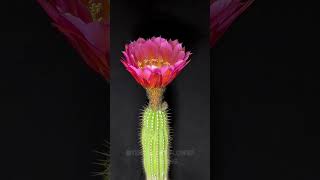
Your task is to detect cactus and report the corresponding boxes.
[121,37,191,180]
[93,141,110,180]
[141,88,170,180]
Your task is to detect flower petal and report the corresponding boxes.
[120,37,191,88]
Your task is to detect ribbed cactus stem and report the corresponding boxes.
[141,88,170,180]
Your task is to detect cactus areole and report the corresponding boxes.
[121,37,191,180]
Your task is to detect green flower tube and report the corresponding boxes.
[121,37,191,180]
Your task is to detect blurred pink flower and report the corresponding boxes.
[121,37,191,88]
[210,0,254,46]
[38,0,110,80]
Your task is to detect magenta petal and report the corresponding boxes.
[210,0,254,46]
[62,14,107,51]
[55,24,109,79]
[131,65,143,76]
[169,39,179,48]
[175,51,186,62]
[55,0,92,22]
[137,38,146,44]
[173,60,185,68]
[122,51,133,65]
[184,52,192,61]
[142,68,153,80]
[160,42,173,62]
[38,0,110,80]
[153,37,163,45]
[37,0,61,22]
[160,66,170,74]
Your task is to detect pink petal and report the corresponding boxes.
[62,14,107,51]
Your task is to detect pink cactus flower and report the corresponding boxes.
[210,0,254,46]
[121,37,191,88]
[37,0,110,80]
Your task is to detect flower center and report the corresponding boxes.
[138,58,170,68]
[84,0,109,22]
[88,0,103,21]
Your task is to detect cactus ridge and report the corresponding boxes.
[141,107,170,180]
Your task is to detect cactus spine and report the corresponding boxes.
[141,88,170,180]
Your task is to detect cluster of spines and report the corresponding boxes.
[92,141,110,180]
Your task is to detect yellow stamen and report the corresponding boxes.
[89,0,104,22]
[138,58,170,68]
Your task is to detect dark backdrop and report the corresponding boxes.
[0,1,108,180]
[213,1,320,180]
[110,0,210,179]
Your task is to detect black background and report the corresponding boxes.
[2,0,320,180]
[110,0,210,179]
[1,1,108,180]
[213,1,320,180]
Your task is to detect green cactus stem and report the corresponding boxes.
[141,88,170,180]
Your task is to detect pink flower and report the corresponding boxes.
[37,0,110,80]
[121,37,191,88]
[210,0,254,46]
